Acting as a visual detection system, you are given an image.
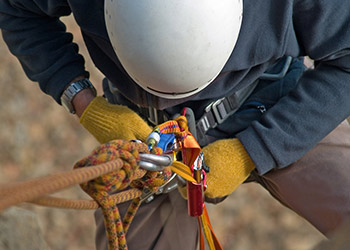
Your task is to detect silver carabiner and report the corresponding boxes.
[156,173,178,194]
[139,173,179,203]
[139,153,173,171]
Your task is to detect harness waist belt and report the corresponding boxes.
[108,56,293,146]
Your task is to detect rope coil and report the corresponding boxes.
[0,117,223,250]
[0,140,172,250]
[74,140,172,250]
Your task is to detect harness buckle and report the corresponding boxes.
[196,98,229,145]
[145,106,169,127]
[259,56,293,81]
[209,97,227,125]
[147,106,159,126]
[204,97,228,129]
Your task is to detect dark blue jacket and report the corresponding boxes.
[1,0,350,174]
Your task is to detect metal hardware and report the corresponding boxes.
[210,98,227,125]
[257,105,266,113]
[155,173,178,194]
[147,106,159,126]
[203,97,226,128]
[176,175,187,187]
[192,152,204,182]
[204,97,234,128]
[139,154,173,171]
[140,188,155,203]
[139,173,178,203]
[198,116,210,133]
[260,56,292,81]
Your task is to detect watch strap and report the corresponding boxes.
[60,78,96,114]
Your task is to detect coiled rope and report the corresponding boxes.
[0,140,172,250]
[0,117,223,250]
[74,140,172,250]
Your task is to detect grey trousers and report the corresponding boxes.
[94,191,198,250]
[257,120,350,236]
[95,120,350,249]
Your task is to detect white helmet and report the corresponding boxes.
[105,0,243,99]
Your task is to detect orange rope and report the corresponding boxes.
[0,128,222,250]
[0,142,148,212]
[0,159,125,211]
[0,140,173,250]
[73,140,172,250]
[29,188,143,210]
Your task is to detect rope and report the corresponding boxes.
[0,158,141,211]
[29,188,143,210]
[0,140,170,250]
[74,140,172,250]
[0,118,223,250]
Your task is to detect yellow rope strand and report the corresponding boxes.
[74,140,172,250]
[201,213,215,250]
[0,158,127,212]
[29,188,143,210]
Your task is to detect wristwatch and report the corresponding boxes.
[60,78,96,114]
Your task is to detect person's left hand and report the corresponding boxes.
[202,138,256,199]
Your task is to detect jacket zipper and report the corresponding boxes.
[237,101,266,114]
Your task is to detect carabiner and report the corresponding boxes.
[139,153,173,171]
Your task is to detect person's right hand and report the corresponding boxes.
[80,96,152,144]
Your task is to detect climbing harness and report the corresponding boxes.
[127,56,294,146]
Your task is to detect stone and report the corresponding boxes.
[0,207,50,250]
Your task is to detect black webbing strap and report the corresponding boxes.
[195,56,293,145]
[108,57,293,146]
[195,80,259,146]
[136,80,258,144]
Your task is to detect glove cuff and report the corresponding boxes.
[80,96,121,143]
[231,139,255,172]
[80,96,152,143]
[203,138,255,198]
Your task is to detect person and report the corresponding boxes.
[1,0,350,249]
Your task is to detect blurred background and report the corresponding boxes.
[0,15,325,250]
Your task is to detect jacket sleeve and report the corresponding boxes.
[237,0,350,174]
[0,0,89,103]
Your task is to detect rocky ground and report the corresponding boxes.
[0,16,325,250]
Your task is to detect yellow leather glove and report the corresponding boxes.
[80,96,152,144]
[202,138,255,199]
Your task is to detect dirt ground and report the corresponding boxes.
[0,16,326,250]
